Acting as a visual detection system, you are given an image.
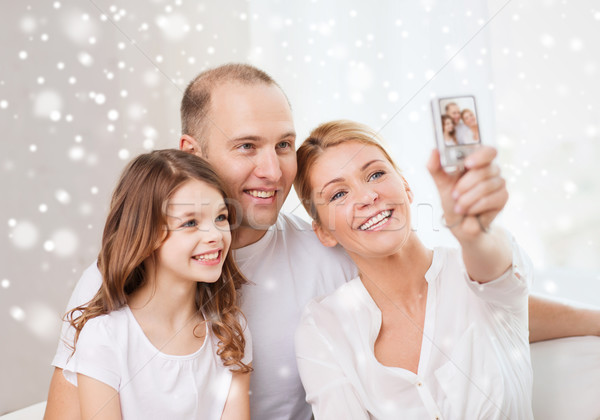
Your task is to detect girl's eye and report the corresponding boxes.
[182,219,197,228]
[330,191,346,202]
[368,170,385,181]
[215,214,228,223]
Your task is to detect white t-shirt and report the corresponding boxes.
[295,244,534,420]
[454,121,474,145]
[53,213,357,420]
[63,306,252,420]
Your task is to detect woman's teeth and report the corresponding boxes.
[359,210,391,231]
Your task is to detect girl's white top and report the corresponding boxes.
[295,243,534,420]
[64,306,251,420]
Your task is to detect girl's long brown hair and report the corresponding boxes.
[66,149,251,372]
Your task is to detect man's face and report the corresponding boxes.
[447,104,461,125]
[199,82,297,232]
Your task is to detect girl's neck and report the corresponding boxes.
[128,271,200,330]
[351,233,433,307]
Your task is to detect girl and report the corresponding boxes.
[441,114,457,145]
[63,149,252,420]
[294,120,533,419]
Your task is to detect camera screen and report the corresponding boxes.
[437,96,481,146]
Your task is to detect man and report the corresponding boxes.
[445,102,473,144]
[45,63,600,419]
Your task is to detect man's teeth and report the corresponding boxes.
[359,210,392,231]
[193,251,219,261]
[247,190,275,198]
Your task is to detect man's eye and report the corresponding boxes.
[368,171,385,181]
[278,141,291,149]
[330,191,346,202]
[239,143,254,150]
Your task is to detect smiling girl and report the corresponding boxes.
[294,120,533,419]
[63,149,251,420]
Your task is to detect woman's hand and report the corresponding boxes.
[427,146,512,282]
[427,147,508,242]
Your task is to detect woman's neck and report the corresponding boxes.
[351,233,433,307]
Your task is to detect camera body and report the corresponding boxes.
[431,95,482,172]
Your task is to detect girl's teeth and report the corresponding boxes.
[194,252,219,261]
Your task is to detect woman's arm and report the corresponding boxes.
[221,370,251,420]
[427,146,511,282]
[77,374,121,420]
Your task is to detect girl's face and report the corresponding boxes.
[443,117,454,134]
[310,142,414,260]
[156,179,231,285]
[462,110,476,127]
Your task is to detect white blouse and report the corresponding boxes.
[295,245,534,420]
[64,306,252,420]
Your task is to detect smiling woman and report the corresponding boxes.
[294,120,534,419]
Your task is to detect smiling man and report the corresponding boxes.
[45,63,600,420]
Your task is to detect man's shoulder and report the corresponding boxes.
[277,212,349,258]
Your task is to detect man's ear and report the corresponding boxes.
[313,220,338,248]
[180,135,203,157]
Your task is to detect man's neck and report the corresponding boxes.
[232,225,270,249]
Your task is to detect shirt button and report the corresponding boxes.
[417,381,423,387]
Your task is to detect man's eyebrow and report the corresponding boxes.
[318,177,344,197]
[229,131,296,142]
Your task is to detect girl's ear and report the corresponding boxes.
[313,220,338,248]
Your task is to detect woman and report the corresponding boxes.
[64,150,252,419]
[461,108,480,143]
[441,114,457,145]
[294,120,533,419]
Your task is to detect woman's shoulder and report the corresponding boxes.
[301,277,369,324]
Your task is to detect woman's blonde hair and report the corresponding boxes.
[295,119,399,223]
[66,149,251,373]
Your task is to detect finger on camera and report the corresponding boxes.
[460,188,508,216]
[453,164,501,198]
[464,146,497,169]
[454,176,506,211]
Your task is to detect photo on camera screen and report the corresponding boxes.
[437,96,481,147]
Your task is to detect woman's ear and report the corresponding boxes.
[180,135,203,158]
[312,220,338,248]
[402,176,414,204]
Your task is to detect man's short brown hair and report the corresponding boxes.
[180,63,286,154]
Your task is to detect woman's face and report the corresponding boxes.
[462,110,476,127]
[443,117,454,134]
[310,142,413,260]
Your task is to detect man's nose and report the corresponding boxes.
[254,149,282,181]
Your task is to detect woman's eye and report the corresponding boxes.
[215,214,228,223]
[330,191,346,202]
[369,171,385,181]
